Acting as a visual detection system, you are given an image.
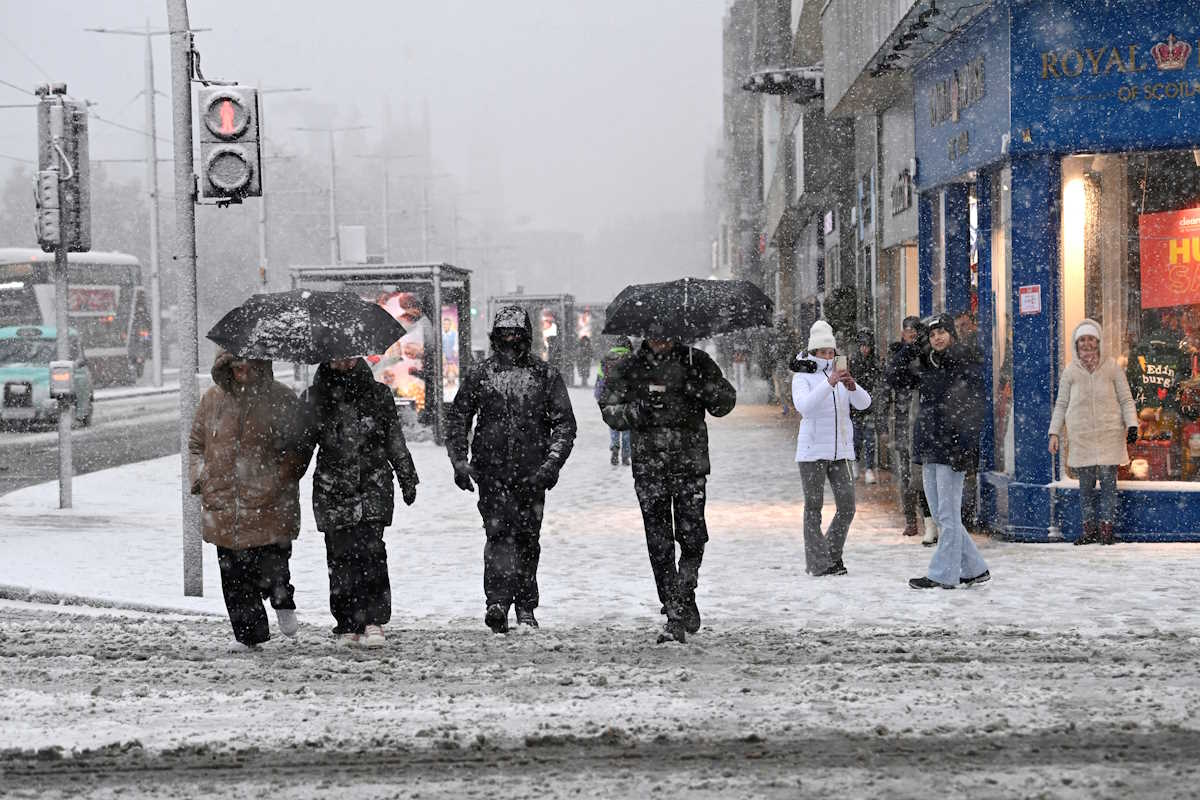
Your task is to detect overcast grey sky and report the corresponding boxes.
[0,1,725,235]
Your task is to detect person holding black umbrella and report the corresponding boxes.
[598,324,737,644]
[298,356,419,648]
[446,306,577,634]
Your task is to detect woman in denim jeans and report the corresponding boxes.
[1048,319,1138,545]
[886,314,989,589]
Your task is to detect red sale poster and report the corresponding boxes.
[1139,206,1200,309]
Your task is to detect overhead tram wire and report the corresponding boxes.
[0,29,53,81]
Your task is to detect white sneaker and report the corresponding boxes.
[226,640,261,653]
[336,632,361,647]
[864,468,877,485]
[362,625,386,648]
[275,608,299,638]
[922,517,939,546]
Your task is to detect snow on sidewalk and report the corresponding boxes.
[1,387,1197,636]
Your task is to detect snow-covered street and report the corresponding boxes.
[2,388,1199,798]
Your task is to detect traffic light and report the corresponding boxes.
[35,86,91,253]
[198,87,262,199]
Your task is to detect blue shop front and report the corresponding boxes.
[913,0,1200,541]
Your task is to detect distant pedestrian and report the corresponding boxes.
[848,328,881,485]
[595,336,634,466]
[300,356,419,648]
[954,309,983,530]
[770,319,799,416]
[188,352,309,651]
[447,306,577,634]
[731,335,750,392]
[887,314,990,589]
[791,320,871,577]
[1048,319,1138,546]
[599,332,736,644]
[577,335,595,388]
[882,316,935,539]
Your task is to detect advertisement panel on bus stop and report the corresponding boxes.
[357,288,461,410]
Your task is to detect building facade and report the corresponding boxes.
[908,0,1200,541]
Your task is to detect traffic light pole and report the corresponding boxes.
[167,0,203,597]
[50,97,74,510]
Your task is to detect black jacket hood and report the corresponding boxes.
[489,305,533,341]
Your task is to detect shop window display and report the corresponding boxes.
[1060,150,1200,482]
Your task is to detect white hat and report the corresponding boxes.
[807,319,836,351]
[1074,321,1101,343]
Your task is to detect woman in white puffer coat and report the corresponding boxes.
[1048,318,1138,546]
[792,320,871,576]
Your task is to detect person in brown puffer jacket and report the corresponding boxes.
[188,351,310,650]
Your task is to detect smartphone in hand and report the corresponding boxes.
[835,355,847,372]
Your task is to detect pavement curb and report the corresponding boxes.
[0,584,219,618]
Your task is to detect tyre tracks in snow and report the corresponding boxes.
[1,604,1199,795]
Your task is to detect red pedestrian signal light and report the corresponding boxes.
[197,87,261,199]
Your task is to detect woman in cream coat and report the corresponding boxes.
[1048,319,1138,545]
[792,320,871,576]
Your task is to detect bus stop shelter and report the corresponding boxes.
[290,263,471,444]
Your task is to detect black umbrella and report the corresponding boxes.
[206,289,407,363]
[602,277,773,341]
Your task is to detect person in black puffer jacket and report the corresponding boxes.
[300,357,419,647]
[886,314,990,590]
[446,306,577,634]
[599,335,736,644]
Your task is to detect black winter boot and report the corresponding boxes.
[610,447,620,466]
[657,618,686,644]
[485,604,509,634]
[680,593,701,634]
[1075,521,1099,545]
[515,607,539,628]
[1100,522,1116,545]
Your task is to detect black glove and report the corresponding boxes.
[530,463,559,491]
[401,482,417,506]
[452,460,476,493]
[627,398,653,429]
[1127,427,1139,445]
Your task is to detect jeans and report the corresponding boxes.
[853,418,876,469]
[1076,465,1118,524]
[216,542,295,646]
[324,522,391,634]
[609,428,631,459]
[797,460,856,575]
[922,463,989,586]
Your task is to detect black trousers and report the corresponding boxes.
[216,542,295,646]
[324,522,391,635]
[634,475,709,616]
[477,476,545,611]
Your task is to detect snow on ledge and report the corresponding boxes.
[1048,477,1200,492]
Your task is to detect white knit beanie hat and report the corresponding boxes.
[1074,321,1101,344]
[807,319,836,351]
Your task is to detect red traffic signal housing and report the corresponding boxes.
[197,87,261,199]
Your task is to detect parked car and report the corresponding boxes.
[0,325,94,427]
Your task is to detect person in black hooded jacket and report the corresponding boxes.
[599,334,736,644]
[300,357,419,647]
[446,306,577,634]
[886,314,990,590]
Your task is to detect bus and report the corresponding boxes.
[0,248,151,385]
